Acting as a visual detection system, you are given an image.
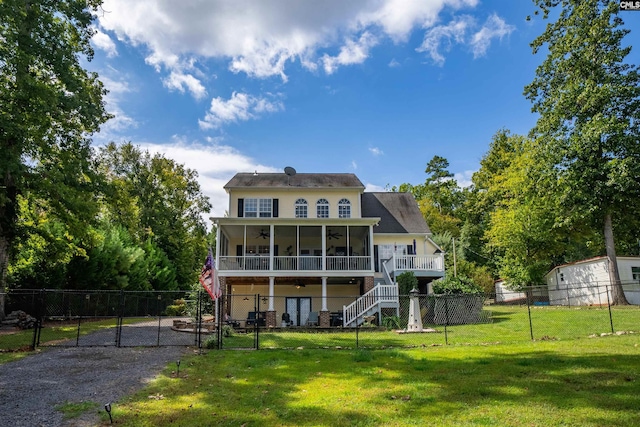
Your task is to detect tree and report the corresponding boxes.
[0,0,109,290]
[97,142,211,288]
[524,0,640,303]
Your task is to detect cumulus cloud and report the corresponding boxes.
[454,170,474,188]
[365,183,387,192]
[163,71,207,99]
[98,0,499,82]
[95,75,137,140]
[199,92,284,130]
[92,28,117,57]
[138,140,280,219]
[321,32,378,74]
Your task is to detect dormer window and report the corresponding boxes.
[295,198,308,218]
[316,198,329,218]
[338,198,351,218]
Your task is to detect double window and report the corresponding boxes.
[316,199,329,218]
[295,199,308,218]
[239,198,277,218]
[338,198,351,218]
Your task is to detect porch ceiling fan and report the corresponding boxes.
[255,229,270,239]
[327,229,343,240]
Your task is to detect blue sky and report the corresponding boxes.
[88,1,640,220]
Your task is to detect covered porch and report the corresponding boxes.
[220,275,374,328]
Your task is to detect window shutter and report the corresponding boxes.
[374,245,379,272]
[272,199,279,217]
[238,199,244,217]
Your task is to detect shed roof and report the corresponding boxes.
[361,192,430,234]
[224,173,365,189]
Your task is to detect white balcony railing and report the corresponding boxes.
[391,254,444,272]
[218,255,371,272]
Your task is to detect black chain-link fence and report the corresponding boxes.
[1,284,638,352]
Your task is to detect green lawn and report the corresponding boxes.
[0,317,147,364]
[105,334,640,427]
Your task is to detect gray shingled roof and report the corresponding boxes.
[361,192,431,234]
[224,173,365,189]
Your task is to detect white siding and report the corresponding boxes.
[545,257,640,305]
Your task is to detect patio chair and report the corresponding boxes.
[306,311,319,327]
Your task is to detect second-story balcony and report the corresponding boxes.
[384,253,445,277]
[218,255,372,272]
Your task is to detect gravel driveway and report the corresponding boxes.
[0,345,192,427]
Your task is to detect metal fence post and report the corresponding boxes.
[116,290,124,347]
[606,284,614,334]
[527,289,534,341]
[444,296,450,345]
[255,294,260,350]
[156,293,162,347]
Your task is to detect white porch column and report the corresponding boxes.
[268,276,275,311]
[322,276,328,311]
[269,224,274,270]
[322,225,326,270]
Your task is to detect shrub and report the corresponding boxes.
[381,315,401,330]
[432,275,482,295]
[397,271,418,295]
[165,299,187,316]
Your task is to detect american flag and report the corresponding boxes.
[199,249,221,300]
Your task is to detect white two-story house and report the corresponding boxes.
[212,169,444,327]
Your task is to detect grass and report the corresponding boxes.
[55,401,98,420]
[0,317,149,364]
[105,334,640,427]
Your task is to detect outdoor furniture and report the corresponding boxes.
[330,312,343,327]
[281,312,292,327]
[306,311,319,326]
[246,311,266,327]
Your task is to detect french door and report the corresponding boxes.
[286,297,311,326]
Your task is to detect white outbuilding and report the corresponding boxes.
[544,256,640,306]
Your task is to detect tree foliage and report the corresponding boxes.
[524,0,640,303]
[0,0,109,290]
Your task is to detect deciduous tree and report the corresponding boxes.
[524,0,640,303]
[0,0,109,290]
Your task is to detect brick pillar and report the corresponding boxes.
[266,310,276,328]
[364,276,374,293]
[319,310,330,328]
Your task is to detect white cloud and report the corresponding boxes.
[417,12,514,65]
[199,92,284,130]
[454,170,474,188]
[365,183,387,192]
[92,28,117,57]
[163,71,207,99]
[95,75,137,139]
[471,14,515,59]
[322,32,378,75]
[388,58,401,68]
[369,147,384,156]
[417,15,474,65]
[98,0,491,82]
[138,141,280,220]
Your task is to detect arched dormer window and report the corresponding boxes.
[295,198,308,218]
[338,198,351,218]
[316,198,329,218]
